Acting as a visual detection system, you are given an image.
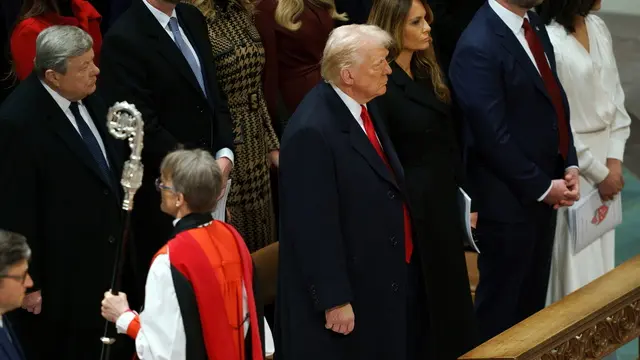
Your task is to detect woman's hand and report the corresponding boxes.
[101,291,130,323]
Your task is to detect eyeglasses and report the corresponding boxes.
[155,177,176,192]
[0,270,29,285]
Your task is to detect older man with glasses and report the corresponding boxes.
[0,230,32,360]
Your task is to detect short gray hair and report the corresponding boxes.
[34,25,93,79]
[321,24,393,84]
[0,230,30,276]
[160,149,223,213]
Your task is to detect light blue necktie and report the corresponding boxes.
[168,17,207,97]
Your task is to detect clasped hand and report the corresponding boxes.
[544,168,580,209]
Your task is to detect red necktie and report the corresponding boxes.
[361,105,413,263]
[522,19,569,160]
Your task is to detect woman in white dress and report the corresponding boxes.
[537,0,631,304]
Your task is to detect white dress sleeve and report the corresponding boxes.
[547,22,610,184]
[135,253,187,360]
[591,15,631,161]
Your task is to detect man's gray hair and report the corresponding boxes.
[160,149,223,213]
[0,230,30,276]
[34,25,93,79]
[321,24,393,84]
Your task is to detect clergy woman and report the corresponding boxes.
[100,149,274,360]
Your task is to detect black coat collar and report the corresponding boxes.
[388,61,450,116]
[319,83,405,190]
[25,74,122,198]
[171,212,214,238]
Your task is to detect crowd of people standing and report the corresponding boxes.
[0,0,631,359]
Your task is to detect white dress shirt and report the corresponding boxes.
[331,85,382,145]
[41,81,109,165]
[142,0,200,69]
[142,0,234,164]
[488,0,576,201]
[488,0,548,73]
[116,223,275,359]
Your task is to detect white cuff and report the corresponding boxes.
[537,182,553,202]
[115,311,136,334]
[215,148,234,165]
[607,139,626,161]
[584,160,610,185]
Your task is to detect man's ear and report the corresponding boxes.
[340,67,355,85]
[44,70,60,88]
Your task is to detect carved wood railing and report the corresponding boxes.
[460,254,640,360]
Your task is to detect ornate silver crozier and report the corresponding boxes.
[99,102,144,360]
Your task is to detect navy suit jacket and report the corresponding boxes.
[0,317,25,360]
[449,3,578,222]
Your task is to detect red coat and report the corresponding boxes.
[10,0,102,81]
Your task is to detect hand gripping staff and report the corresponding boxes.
[99,102,144,360]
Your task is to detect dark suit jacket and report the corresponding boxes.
[99,0,234,280]
[429,0,486,73]
[0,318,25,360]
[372,61,478,359]
[449,4,578,222]
[108,0,132,27]
[0,74,124,337]
[276,82,413,360]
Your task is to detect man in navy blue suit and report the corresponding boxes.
[0,230,31,360]
[449,0,580,342]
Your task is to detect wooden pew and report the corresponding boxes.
[252,241,279,306]
[460,254,640,360]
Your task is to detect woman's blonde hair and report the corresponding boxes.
[368,0,450,103]
[189,0,254,17]
[274,0,347,31]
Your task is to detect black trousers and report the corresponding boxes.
[473,205,557,343]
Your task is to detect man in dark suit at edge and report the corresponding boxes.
[449,0,580,342]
